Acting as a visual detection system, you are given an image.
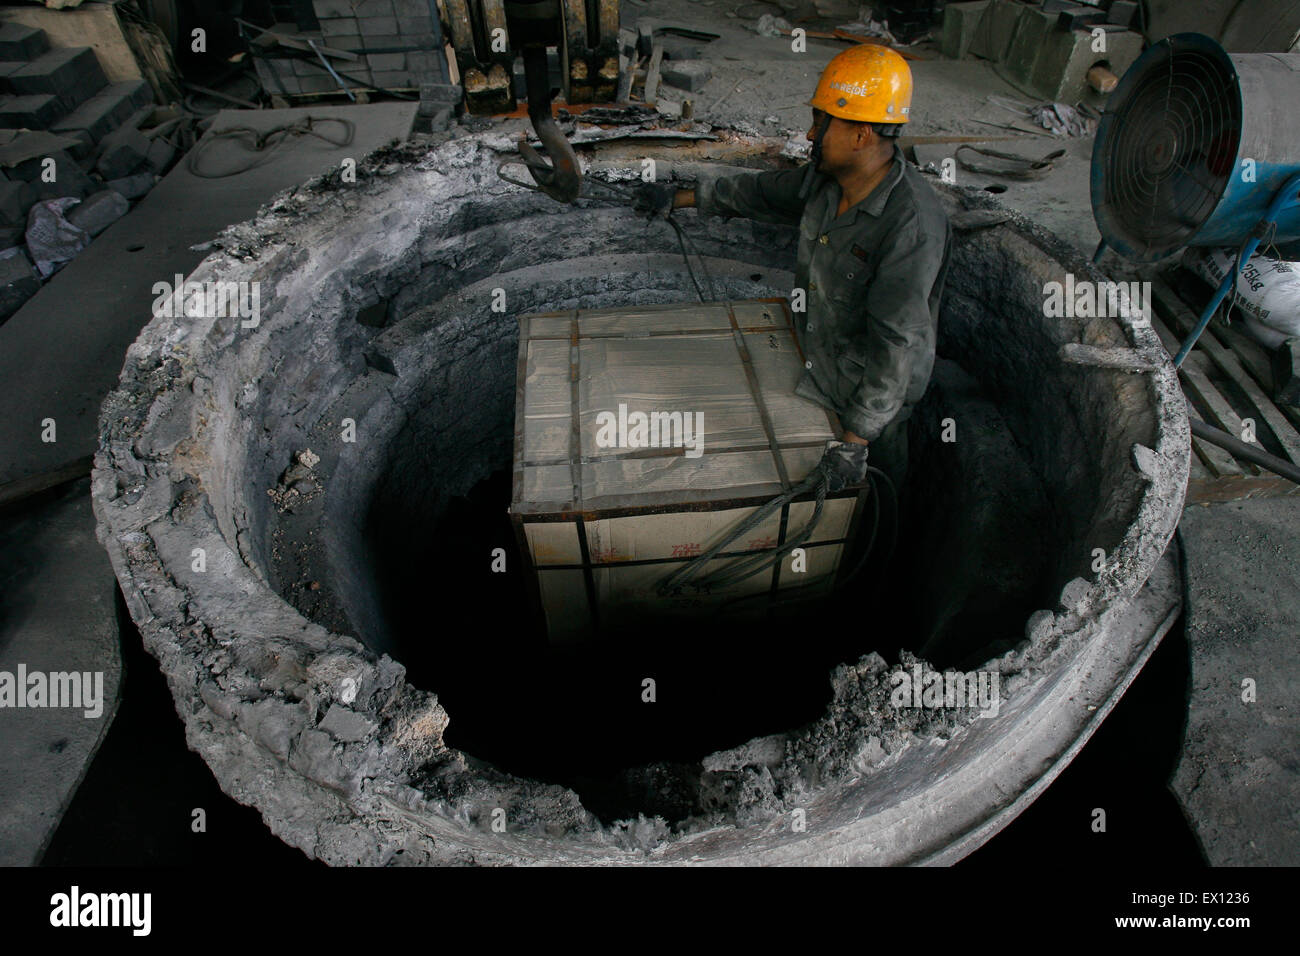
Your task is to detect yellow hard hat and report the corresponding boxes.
[809,44,912,124]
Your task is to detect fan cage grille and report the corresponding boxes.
[1100,44,1242,257]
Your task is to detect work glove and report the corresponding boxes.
[632,182,677,219]
[818,439,869,492]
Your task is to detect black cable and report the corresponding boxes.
[711,464,898,616]
[186,115,356,178]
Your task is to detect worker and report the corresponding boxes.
[635,45,952,495]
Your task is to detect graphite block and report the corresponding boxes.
[397,16,434,35]
[0,178,36,226]
[371,69,412,89]
[0,23,49,61]
[325,34,362,52]
[660,59,712,92]
[359,16,399,36]
[313,0,358,15]
[50,81,152,143]
[417,81,460,116]
[144,137,175,172]
[969,0,1021,61]
[366,52,406,71]
[321,17,361,37]
[0,61,24,93]
[407,51,444,75]
[106,171,156,200]
[8,47,108,113]
[0,94,62,130]
[1108,1,1139,28]
[95,124,150,179]
[1031,26,1144,102]
[940,1,990,60]
[67,188,129,236]
[11,150,96,200]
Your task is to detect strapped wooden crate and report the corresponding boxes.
[511,298,867,641]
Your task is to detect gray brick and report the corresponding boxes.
[396,15,434,35]
[144,137,175,173]
[10,149,96,200]
[371,69,412,88]
[359,16,398,35]
[106,171,156,200]
[95,125,150,179]
[0,61,23,94]
[9,47,108,112]
[324,35,362,52]
[0,179,36,226]
[50,80,151,143]
[660,59,712,92]
[0,23,48,61]
[397,32,437,48]
[392,0,430,15]
[67,188,129,237]
[296,75,339,93]
[313,0,357,15]
[366,52,405,71]
[0,94,62,130]
[104,79,154,111]
[354,0,395,14]
[361,34,403,49]
[407,51,443,74]
[59,128,95,162]
[320,16,360,36]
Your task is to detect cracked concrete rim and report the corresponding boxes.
[91,133,1190,865]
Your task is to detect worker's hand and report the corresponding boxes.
[632,182,677,219]
[818,439,870,492]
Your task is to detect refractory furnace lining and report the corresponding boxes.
[91,133,1189,865]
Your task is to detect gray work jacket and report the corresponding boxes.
[695,145,951,440]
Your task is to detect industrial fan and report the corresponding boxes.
[1092,32,1300,364]
[1089,32,1300,485]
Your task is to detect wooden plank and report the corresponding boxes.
[1164,268,1300,434]
[1150,314,1248,477]
[643,40,663,105]
[1187,473,1300,504]
[1151,278,1300,465]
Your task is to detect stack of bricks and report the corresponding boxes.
[0,23,152,147]
[0,22,155,247]
[255,0,445,97]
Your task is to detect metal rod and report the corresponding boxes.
[1173,171,1300,367]
[1189,418,1300,485]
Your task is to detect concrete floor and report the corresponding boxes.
[0,101,417,865]
[0,1,1296,865]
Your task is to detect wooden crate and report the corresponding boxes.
[511,298,866,641]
